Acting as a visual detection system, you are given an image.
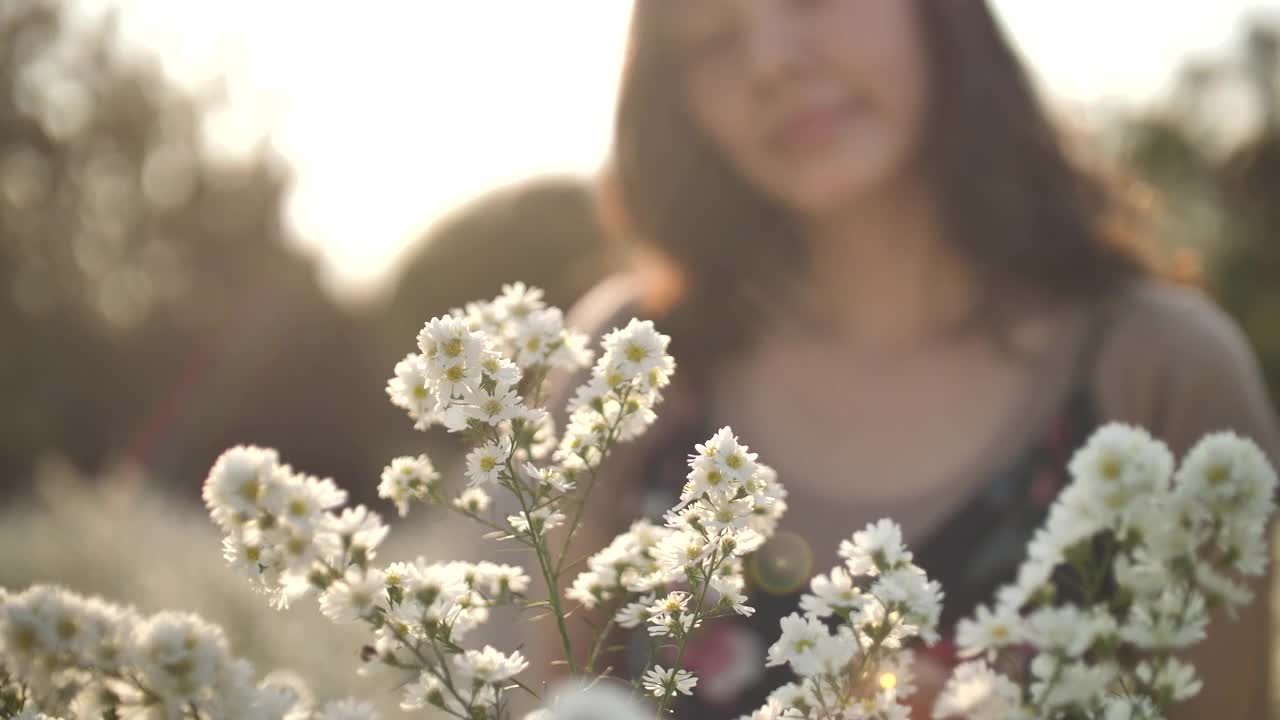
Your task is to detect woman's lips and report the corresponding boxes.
[767,100,859,157]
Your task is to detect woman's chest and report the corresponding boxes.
[703,338,1041,539]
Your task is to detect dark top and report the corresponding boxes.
[617,327,1107,719]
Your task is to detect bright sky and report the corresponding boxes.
[88,0,1280,301]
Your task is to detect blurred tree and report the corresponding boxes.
[379,176,614,351]
[0,0,404,504]
[1112,16,1280,406]
[1217,22,1280,404]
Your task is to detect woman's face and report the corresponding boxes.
[667,0,931,220]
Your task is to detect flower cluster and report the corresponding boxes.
[210,286,678,715]
[567,427,788,708]
[203,442,536,719]
[204,445,390,610]
[16,285,1271,720]
[386,283,592,437]
[738,519,942,720]
[935,424,1278,719]
[0,585,372,720]
[555,317,675,477]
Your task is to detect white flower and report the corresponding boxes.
[796,627,856,677]
[1030,655,1117,710]
[654,529,712,574]
[767,682,814,714]
[765,613,830,670]
[614,594,656,628]
[480,349,523,386]
[474,562,531,596]
[800,566,862,619]
[466,437,512,486]
[1067,423,1174,517]
[1121,589,1207,650]
[1193,563,1253,610]
[513,307,567,367]
[457,645,529,683]
[871,566,943,643]
[550,327,594,370]
[316,698,380,720]
[419,315,485,371]
[378,454,439,517]
[748,464,788,538]
[323,506,389,557]
[522,462,575,493]
[269,472,347,530]
[600,319,671,386]
[507,508,566,535]
[132,611,230,702]
[1136,658,1201,703]
[955,602,1021,660]
[642,665,697,697]
[567,570,613,610]
[401,672,445,710]
[386,353,438,428]
[318,568,387,623]
[454,487,492,514]
[932,660,1025,720]
[463,382,524,426]
[682,427,757,505]
[1101,695,1160,720]
[459,298,503,335]
[840,519,911,576]
[1022,606,1096,657]
[710,572,754,616]
[494,281,546,323]
[203,445,280,525]
[1176,431,1277,524]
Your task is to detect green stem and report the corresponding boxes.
[586,617,619,674]
[655,550,725,715]
[554,385,632,578]
[508,457,578,675]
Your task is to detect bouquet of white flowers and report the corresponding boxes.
[1,284,1274,720]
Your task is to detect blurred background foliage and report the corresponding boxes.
[1111,20,1280,404]
[1,0,1278,707]
[0,0,619,508]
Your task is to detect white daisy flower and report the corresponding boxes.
[378,454,440,517]
[462,382,524,426]
[454,487,492,514]
[457,645,528,683]
[642,665,697,697]
[840,518,911,577]
[932,660,1025,720]
[318,568,386,623]
[1135,658,1201,703]
[203,445,279,520]
[466,436,512,486]
[800,566,861,619]
[614,594,657,628]
[765,613,830,669]
[955,602,1022,660]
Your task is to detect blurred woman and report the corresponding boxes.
[559,1,1280,717]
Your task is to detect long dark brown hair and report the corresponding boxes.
[611,0,1153,379]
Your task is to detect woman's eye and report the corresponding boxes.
[677,21,741,64]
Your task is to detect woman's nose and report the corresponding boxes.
[743,0,809,91]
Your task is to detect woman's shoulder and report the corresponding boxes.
[548,273,652,417]
[1091,279,1279,457]
[1095,279,1262,394]
[565,272,651,337]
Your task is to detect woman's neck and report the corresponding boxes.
[796,178,978,354]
